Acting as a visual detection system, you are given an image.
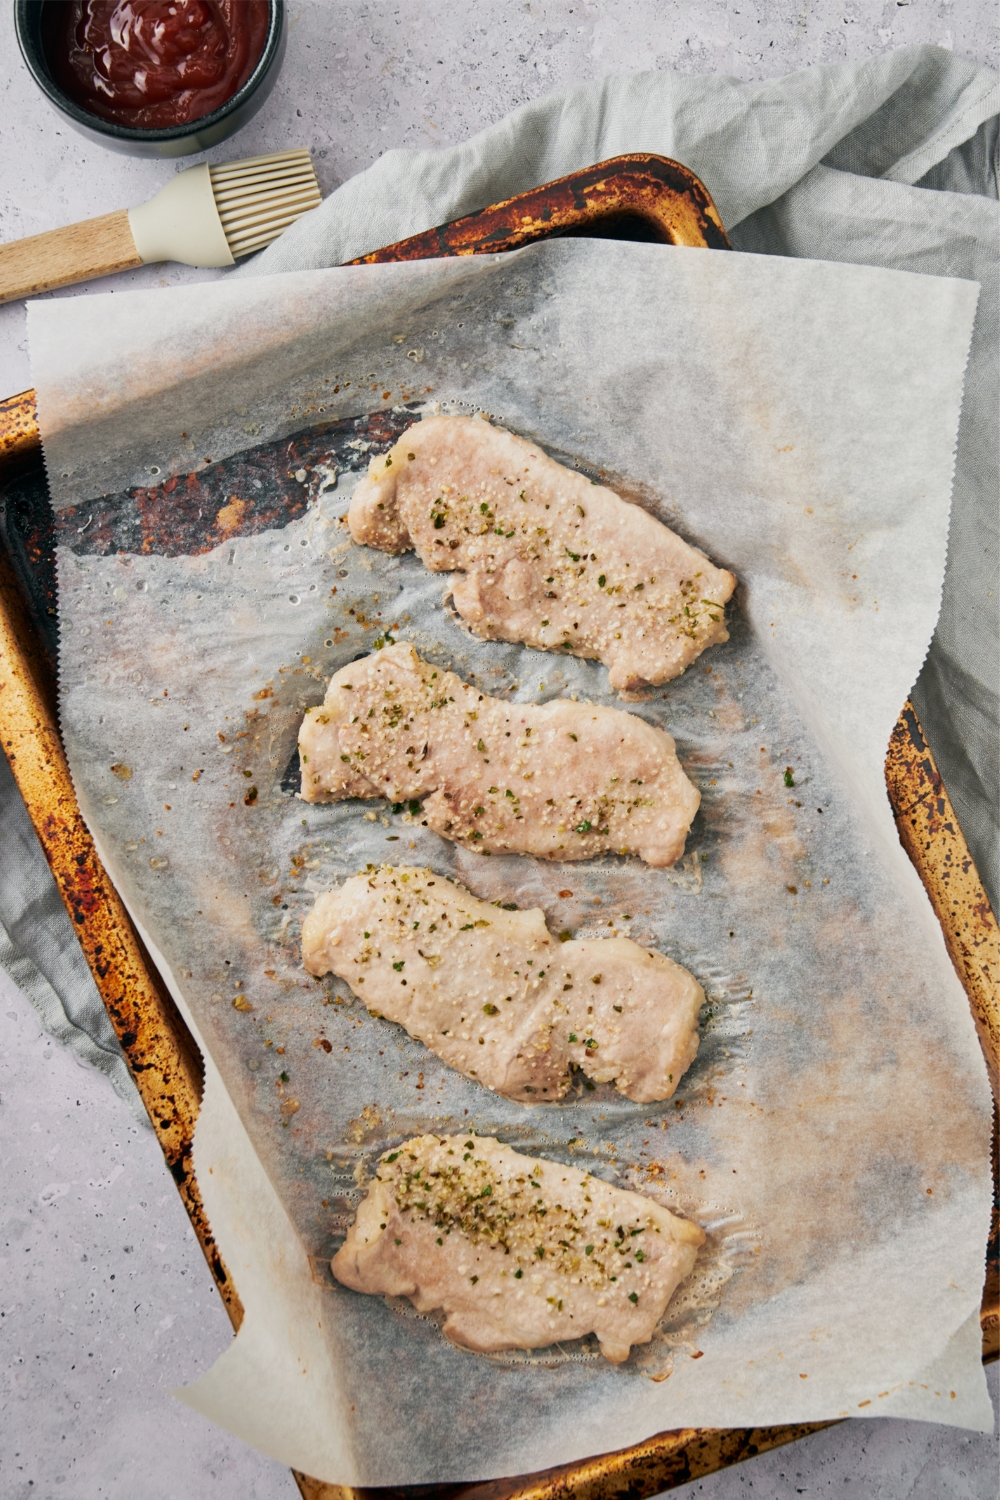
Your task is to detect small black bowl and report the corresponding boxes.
[14,0,287,159]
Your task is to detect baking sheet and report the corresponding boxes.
[28,241,994,1483]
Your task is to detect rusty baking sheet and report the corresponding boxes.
[1,157,997,1500]
[347,153,731,265]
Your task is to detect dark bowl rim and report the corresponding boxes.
[13,0,285,143]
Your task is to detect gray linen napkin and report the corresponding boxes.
[3,43,997,1105]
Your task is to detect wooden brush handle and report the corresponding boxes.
[0,209,142,306]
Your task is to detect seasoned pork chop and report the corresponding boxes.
[302,866,702,1104]
[298,643,699,867]
[349,415,736,693]
[333,1134,705,1363]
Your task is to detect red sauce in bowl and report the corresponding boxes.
[45,0,270,130]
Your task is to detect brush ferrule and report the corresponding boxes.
[128,164,235,269]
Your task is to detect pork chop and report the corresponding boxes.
[302,866,702,1105]
[332,1133,705,1363]
[348,414,736,693]
[298,642,699,867]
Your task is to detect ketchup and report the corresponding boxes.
[45,1,269,129]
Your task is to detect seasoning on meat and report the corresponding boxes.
[298,643,699,868]
[332,1133,705,1363]
[349,414,736,693]
[302,866,703,1104]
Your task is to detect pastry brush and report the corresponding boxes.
[0,148,321,307]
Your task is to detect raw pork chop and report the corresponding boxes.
[332,1134,705,1363]
[348,414,736,693]
[298,642,699,867]
[302,866,703,1104]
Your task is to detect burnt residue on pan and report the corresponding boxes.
[0,459,58,667]
[0,405,421,683]
[886,704,1000,1102]
[56,406,419,560]
[350,153,731,266]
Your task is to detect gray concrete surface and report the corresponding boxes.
[1,2,997,1496]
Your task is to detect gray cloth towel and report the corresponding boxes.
[2,43,997,1102]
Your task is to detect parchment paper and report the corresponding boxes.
[29,240,993,1483]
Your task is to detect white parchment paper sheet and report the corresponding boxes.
[29,241,993,1483]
